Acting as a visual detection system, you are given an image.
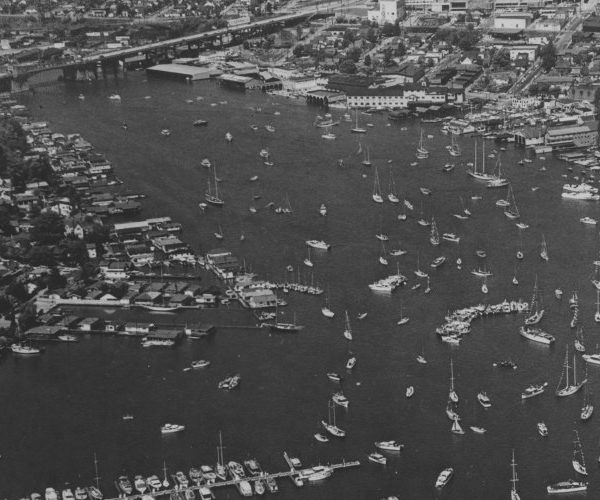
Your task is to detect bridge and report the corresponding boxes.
[8,9,333,90]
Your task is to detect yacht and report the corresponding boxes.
[521,382,548,399]
[227,461,252,497]
[11,343,41,355]
[161,423,185,434]
[547,480,587,494]
[519,326,555,345]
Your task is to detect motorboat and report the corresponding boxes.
[435,468,453,488]
[374,440,403,452]
[306,240,331,250]
[191,360,211,369]
[470,426,487,434]
[192,120,208,127]
[314,432,329,442]
[368,452,387,465]
[477,391,492,408]
[406,386,414,398]
[537,422,549,436]
[332,391,349,408]
[327,372,342,382]
[161,423,185,434]
[217,374,241,390]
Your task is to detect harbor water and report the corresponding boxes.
[2,73,600,498]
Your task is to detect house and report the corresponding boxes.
[238,288,278,309]
[78,317,104,331]
[102,261,131,280]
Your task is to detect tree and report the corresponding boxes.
[396,41,406,58]
[492,48,511,69]
[339,59,357,74]
[366,27,377,44]
[540,41,557,72]
[31,212,64,245]
[381,22,399,38]
[364,54,372,66]
[347,46,361,62]
[342,29,355,48]
[46,266,66,290]
[383,47,394,66]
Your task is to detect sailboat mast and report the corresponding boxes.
[93,452,101,489]
[510,449,518,492]
[450,358,455,391]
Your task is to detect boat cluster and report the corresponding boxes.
[561,182,599,201]
[437,300,529,344]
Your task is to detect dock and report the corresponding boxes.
[104,458,359,500]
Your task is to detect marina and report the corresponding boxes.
[5,72,600,499]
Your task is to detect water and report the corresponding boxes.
[2,73,600,498]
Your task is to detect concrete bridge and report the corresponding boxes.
[8,9,333,91]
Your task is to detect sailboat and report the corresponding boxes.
[304,247,313,267]
[215,432,227,481]
[372,167,383,203]
[351,110,367,134]
[540,234,549,262]
[572,430,588,475]
[321,125,336,140]
[387,168,400,203]
[414,253,429,279]
[416,129,429,159]
[481,275,489,294]
[321,399,346,438]
[595,289,600,323]
[397,301,409,325]
[524,276,544,325]
[429,218,440,246]
[162,461,170,488]
[449,358,459,403]
[516,228,524,259]
[556,345,587,397]
[379,240,388,266]
[205,164,224,206]
[504,185,520,220]
[467,140,495,181]
[449,134,461,157]
[321,291,335,318]
[343,311,353,340]
[451,416,464,435]
[581,383,594,421]
[487,156,509,188]
[510,450,520,500]
[362,146,372,167]
[214,224,224,240]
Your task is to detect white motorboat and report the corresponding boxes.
[374,440,403,452]
[435,468,454,488]
[161,423,185,434]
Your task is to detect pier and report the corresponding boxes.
[103,459,360,499]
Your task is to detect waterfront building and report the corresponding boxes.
[544,123,598,149]
[78,317,104,331]
[238,288,278,309]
